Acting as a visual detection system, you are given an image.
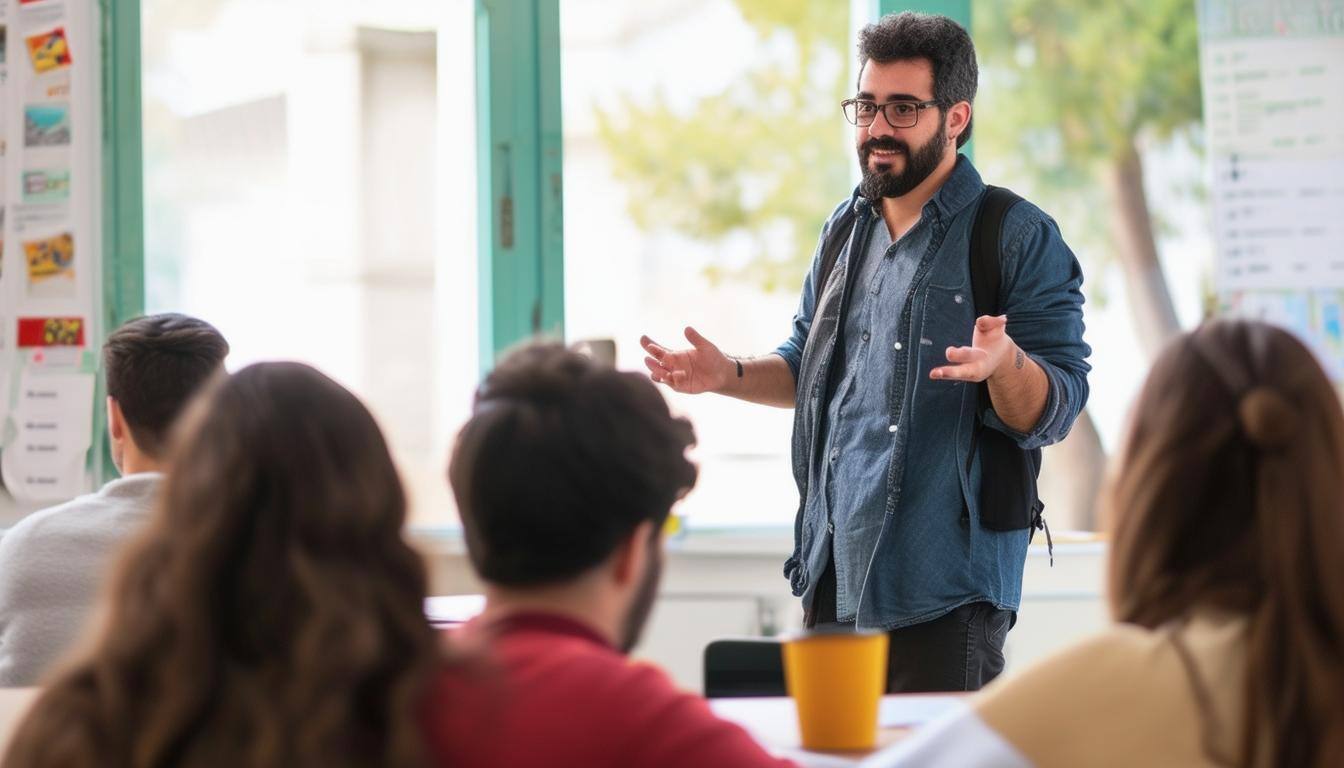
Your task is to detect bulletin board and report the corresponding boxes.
[0,0,102,506]
[1199,0,1344,377]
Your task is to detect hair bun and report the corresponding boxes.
[1238,386,1297,450]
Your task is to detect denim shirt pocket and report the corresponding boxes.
[907,282,978,533]
[914,284,974,396]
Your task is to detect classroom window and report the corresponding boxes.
[142,0,477,527]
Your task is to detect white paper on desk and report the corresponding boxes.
[859,699,1031,768]
[0,370,94,503]
[775,748,860,768]
[879,695,966,727]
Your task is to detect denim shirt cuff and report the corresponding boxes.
[983,357,1064,450]
[774,344,802,381]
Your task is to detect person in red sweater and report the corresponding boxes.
[423,343,795,768]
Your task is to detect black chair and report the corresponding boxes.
[702,637,787,698]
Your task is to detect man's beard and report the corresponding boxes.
[858,118,948,201]
[618,535,663,653]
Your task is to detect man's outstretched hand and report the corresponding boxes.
[640,327,733,395]
[930,315,1022,384]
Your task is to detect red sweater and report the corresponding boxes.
[421,612,796,768]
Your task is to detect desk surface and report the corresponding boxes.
[710,693,966,767]
[0,688,38,757]
[3,687,960,765]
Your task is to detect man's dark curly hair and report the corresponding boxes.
[450,343,698,587]
[857,12,978,148]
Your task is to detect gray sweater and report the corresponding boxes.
[0,473,161,686]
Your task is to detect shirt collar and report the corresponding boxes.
[99,472,164,499]
[473,610,615,651]
[930,153,985,219]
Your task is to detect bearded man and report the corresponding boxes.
[640,12,1090,692]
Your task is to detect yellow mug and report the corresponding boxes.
[782,628,889,751]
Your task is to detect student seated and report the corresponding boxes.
[2,363,442,768]
[0,313,228,686]
[424,343,794,768]
[867,320,1344,768]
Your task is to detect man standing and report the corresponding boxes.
[641,12,1089,692]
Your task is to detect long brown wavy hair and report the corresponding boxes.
[1107,320,1344,768]
[2,362,440,768]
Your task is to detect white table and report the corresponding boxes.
[711,693,966,767]
[424,594,486,626]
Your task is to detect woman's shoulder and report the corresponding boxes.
[970,622,1230,767]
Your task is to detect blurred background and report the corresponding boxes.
[0,0,1322,687]
[138,0,1218,533]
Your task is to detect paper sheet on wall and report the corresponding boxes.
[0,368,92,502]
[0,0,100,508]
[1200,2,1344,380]
[1200,3,1344,292]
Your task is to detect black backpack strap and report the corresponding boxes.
[967,185,1053,559]
[815,203,857,301]
[968,185,1019,324]
[968,185,1022,417]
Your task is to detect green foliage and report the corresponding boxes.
[973,0,1202,272]
[595,0,853,293]
[595,0,1203,292]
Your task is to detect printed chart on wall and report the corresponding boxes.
[0,0,99,506]
[1199,0,1344,378]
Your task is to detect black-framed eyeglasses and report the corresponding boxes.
[841,98,940,128]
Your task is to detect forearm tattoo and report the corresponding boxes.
[1014,348,1025,370]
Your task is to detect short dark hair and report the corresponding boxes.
[449,343,698,587]
[858,12,978,148]
[103,313,229,457]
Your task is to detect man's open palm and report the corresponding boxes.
[930,315,1015,383]
[640,327,731,394]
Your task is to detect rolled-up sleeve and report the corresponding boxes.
[983,209,1091,450]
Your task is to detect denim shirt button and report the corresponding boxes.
[888,424,898,433]
[861,331,870,342]
[893,341,903,351]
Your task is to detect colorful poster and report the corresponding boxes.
[23,101,66,146]
[2,0,101,506]
[16,316,84,347]
[22,231,72,297]
[24,27,68,74]
[21,168,67,203]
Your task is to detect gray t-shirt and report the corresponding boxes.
[0,473,161,685]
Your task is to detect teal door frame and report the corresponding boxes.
[96,0,145,482]
[475,0,564,372]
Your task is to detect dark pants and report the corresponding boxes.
[804,558,1013,693]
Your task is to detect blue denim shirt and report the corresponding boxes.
[775,156,1091,630]
[816,218,924,621]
